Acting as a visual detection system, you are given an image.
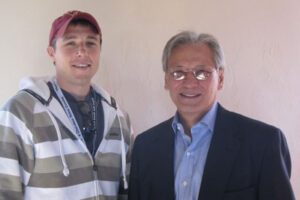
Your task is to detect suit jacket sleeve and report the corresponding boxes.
[258,129,295,199]
[128,135,141,200]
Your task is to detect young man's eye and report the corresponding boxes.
[65,41,75,46]
[86,41,96,46]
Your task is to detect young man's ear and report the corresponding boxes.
[47,46,55,62]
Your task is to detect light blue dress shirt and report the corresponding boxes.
[172,102,218,200]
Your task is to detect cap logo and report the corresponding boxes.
[68,10,79,17]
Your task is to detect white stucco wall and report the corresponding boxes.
[0,0,299,197]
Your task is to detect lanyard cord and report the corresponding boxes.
[50,79,128,186]
[51,78,96,144]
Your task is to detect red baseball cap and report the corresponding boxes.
[49,10,102,46]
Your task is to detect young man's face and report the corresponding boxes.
[47,24,101,89]
[164,43,224,122]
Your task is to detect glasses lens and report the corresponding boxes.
[172,71,185,80]
[195,71,206,80]
[78,101,91,116]
[195,69,214,80]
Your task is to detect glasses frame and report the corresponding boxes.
[78,101,96,135]
[168,68,217,81]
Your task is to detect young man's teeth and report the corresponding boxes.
[75,64,88,68]
[183,94,197,97]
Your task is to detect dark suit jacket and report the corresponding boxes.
[128,104,295,200]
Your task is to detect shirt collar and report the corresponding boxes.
[172,102,218,134]
[61,87,94,103]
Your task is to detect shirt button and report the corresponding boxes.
[177,125,181,131]
[183,181,187,186]
[186,152,191,156]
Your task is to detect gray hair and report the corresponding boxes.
[162,31,225,72]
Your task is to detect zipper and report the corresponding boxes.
[80,141,99,200]
[92,133,97,156]
[93,160,100,200]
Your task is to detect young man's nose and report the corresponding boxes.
[76,44,87,56]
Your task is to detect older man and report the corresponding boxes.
[128,31,295,200]
[0,10,132,200]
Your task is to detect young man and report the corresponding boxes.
[0,10,132,200]
[129,31,295,200]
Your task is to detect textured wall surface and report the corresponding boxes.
[0,0,299,197]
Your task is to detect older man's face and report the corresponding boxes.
[164,43,224,122]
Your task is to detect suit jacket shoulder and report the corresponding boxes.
[134,118,173,145]
[199,104,295,200]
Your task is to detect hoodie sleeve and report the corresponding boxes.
[118,111,135,200]
[0,93,35,200]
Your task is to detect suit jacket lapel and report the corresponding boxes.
[198,105,241,200]
[145,118,175,198]
[157,118,175,193]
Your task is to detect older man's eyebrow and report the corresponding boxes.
[172,65,184,69]
[195,64,210,69]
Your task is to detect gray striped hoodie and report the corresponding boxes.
[0,76,133,200]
